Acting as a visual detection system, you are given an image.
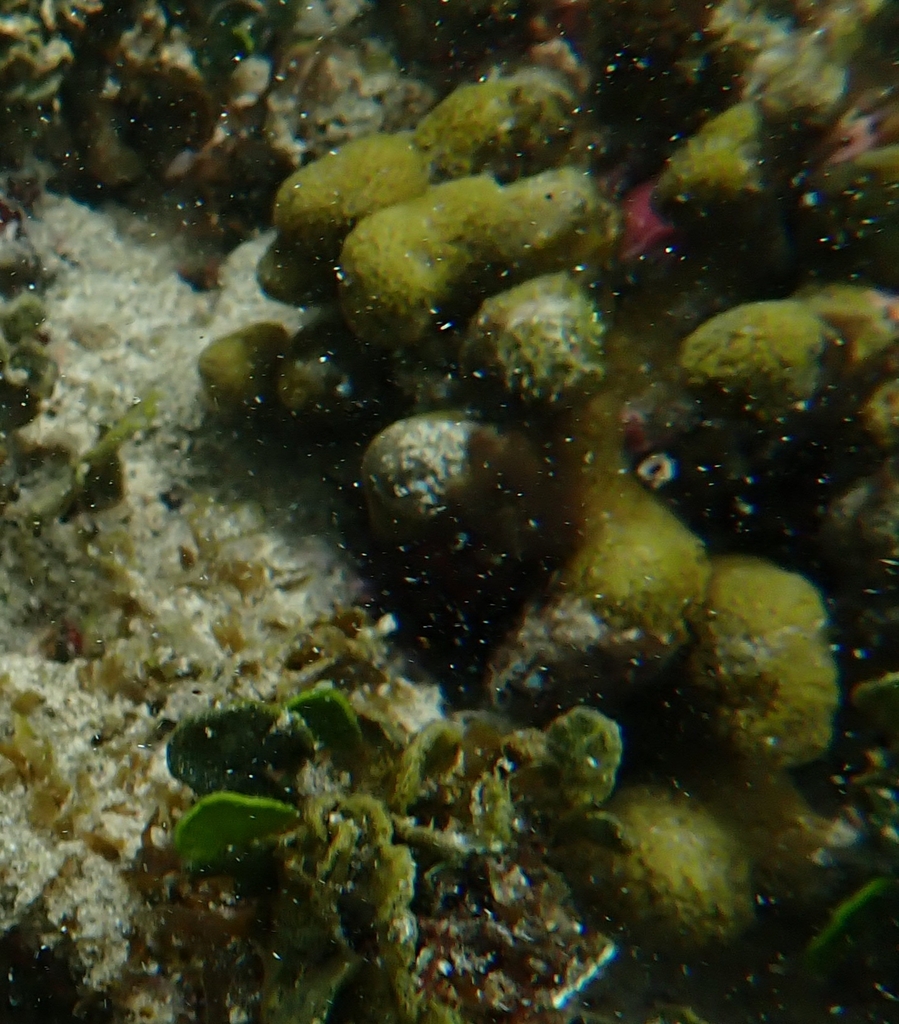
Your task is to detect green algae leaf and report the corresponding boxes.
[285,686,362,750]
[174,790,299,866]
[546,706,622,808]
[166,701,314,798]
[804,876,898,974]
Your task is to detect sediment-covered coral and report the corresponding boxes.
[488,471,709,721]
[462,272,607,408]
[361,412,551,558]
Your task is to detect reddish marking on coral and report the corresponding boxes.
[619,179,677,262]
[824,111,881,165]
[620,404,652,457]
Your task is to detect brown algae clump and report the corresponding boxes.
[679,299,831,421]
[165,678,622,1024]
[689,554,839,768]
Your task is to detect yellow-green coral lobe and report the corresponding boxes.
[689,554,839,768]
[197,322,291,412]
[273,132,430,243]
[580,784,755,950]
[339,169,619,347]
[263,132,431,304]
[562,473,709,650]
[657,101,765,206]
[412,71,576,181]
[679,299,830,421]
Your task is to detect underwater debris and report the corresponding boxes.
[804,875,898,975]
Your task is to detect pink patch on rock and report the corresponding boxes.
[620,179,678,262]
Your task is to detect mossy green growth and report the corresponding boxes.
[412,71,576,181]
[0,293,46,345]
[0,328,57,432]
[197,321,291,413]
[656,101,764,207]
[688,554,839,768]
[264,793,419,1024]
[545,707,622,809]
[463,272,606,406]
[390,717,519,853]
[174,790,300,867]
[679,300,830,422]
[167,666,625,1019]
[562,473,709,653]
[339,167,620,347]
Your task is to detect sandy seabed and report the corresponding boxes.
[0,193,378,1017]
